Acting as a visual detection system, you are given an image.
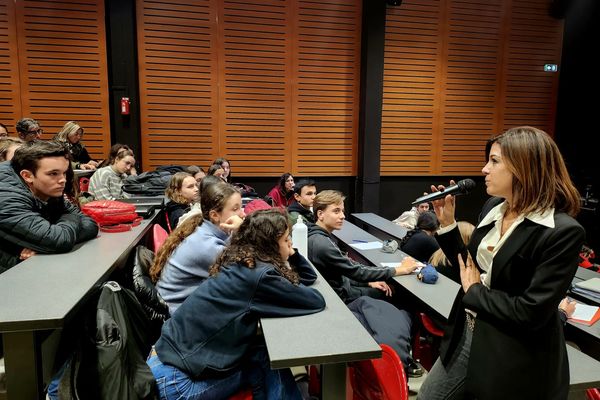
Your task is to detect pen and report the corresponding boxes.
[353,239,368,243]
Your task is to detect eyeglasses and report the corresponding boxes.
[25,128,43,137]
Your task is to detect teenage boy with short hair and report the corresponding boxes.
[287,179,317,225]
[307,190,418,303]
[307,190,423,377]
[0,141,98,272]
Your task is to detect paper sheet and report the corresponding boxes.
[349,241,383,250]
[380,261,425,273]
[571,303,600,322]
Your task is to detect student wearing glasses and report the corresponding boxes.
[16,117,43,142]
[54,121,98,170]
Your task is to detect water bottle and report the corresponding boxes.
[291,215,308,257]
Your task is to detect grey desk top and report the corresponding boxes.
[568,344,600,390]
[334,220,457,320]
[261,264,381,369]
[352,213,408,240]
[0,214,156,333]
[569,268,600,341]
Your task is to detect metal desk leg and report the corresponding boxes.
[3,331,43,400]
[321,363,346,400]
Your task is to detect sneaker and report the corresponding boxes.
[406,360,424,378]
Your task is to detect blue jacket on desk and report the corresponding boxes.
[0,161,98,272]
[155,255,325,378]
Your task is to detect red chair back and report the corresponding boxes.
[349,344,409,400]
[586,388,600,400]
[152,224,169,253]
[228,388,253,400]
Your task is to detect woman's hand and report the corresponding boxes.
[458,252,480,293]
[368,281,393,297]
[431,180,457,227]
[81,163,96,170]
[559,298,576,318]
[220,214,244,234]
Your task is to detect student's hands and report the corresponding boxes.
[559,298,577,318]
[458,252,480,293]
[394,256,419,275]
[431,180,457,228]
[220,214,244,234]
[20,248,36,260]
[368,281,393,297]
[80,163,96,170]
[88,160,99,168]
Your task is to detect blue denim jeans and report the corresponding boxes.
[147,345,302,400]
[417,320,472,400]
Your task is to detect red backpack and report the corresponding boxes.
[81,200,142,232]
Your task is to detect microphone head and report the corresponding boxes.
[457,179,476,193]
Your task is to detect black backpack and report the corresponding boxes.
[122,170,172,196]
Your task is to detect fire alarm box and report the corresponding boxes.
[120,97,130,115]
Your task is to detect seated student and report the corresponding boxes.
[16,117,43,143]
[393,201,430,230]
[148,209,325,400]
[287,179,317,225]
[207,163,227,182]
[0,122,9,137]
[212,157,231,182]
[88,147,135,200]
[96,143,137,175]
[267,172,295,208]
[186,165,206,183]
[150,182,245,314]
[0,137,24,162]
[53,121,98,170]
[307,190,419,304]
[163,172,199,231]
[399,211,441,263]
[0,141,98,272]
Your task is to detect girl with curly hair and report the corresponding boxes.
[148,209,325,400]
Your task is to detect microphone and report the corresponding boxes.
[411,179,476,206]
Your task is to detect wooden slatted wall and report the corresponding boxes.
[381,0,442,175]
[12,0,110,159]
[137,0,362,176]
[293,1,361,175]
[136,0,219,170]
[219,0,290,174]
[382,0,563,176]
[0,0,21,132]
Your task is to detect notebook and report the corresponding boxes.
[569,302,600,326]
[574,277,600,294]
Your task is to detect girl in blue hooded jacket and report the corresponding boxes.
[148,209,326,400]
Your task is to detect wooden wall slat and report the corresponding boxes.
[14,0,110,159]
[137,0,219,168]
[382,0,563,176]
[0,0,22,133]
[137,0,361,176]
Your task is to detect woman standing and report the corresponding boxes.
[54,121,98,170]
[417,126,584,400]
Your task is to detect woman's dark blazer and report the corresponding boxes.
[436,197,585,400]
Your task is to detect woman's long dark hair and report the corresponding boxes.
[399,211,440,247]
[209,209,300,284]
